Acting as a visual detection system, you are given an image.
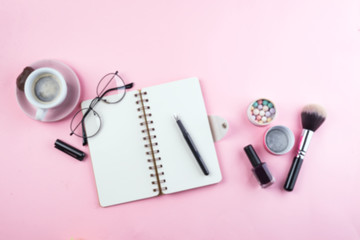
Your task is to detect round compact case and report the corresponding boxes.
[264,125,295,155]
[247,98,277,126]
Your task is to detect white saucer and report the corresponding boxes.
[16,59,81,122]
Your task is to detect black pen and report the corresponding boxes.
[174,114,209,176]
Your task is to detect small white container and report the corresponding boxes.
[247,98,277,126]
[264,125,295,155]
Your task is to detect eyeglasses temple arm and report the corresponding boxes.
[82,123,88,146]
[81,108,93,146]
[125,83,134,89]
[99,82,134,99]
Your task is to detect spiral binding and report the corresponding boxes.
[135,90,167,194]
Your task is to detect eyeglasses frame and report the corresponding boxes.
[70,71,134,146]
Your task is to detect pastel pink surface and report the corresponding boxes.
[1,0,360,239]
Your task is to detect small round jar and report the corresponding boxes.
[264,125,295,155]
[247,98,277,126]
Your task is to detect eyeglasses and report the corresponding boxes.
[70,71,134,146]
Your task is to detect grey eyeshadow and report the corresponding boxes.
[265,129,289,153]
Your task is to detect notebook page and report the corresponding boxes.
[83,91,158,207]
[142,78,222,194]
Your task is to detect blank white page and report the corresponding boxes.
[142,78,222,194]
[83,91,158,207]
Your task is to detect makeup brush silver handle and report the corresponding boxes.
[296,129,314,159]
[284,129,314,191]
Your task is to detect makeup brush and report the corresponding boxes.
[284,104,327,191]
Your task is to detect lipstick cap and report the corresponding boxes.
[55,139,86,161]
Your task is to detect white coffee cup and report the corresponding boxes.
[24,67,67,121]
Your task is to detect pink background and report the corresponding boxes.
[1,0,360,239]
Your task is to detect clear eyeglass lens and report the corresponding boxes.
[96,73,126,104]
[70,108,101,138]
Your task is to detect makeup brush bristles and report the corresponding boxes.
[301,104,327,132]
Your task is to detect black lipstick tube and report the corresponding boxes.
[55,139,86,161]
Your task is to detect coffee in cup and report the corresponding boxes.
[24,67,67,121]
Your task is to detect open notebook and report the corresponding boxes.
[83,78,222,207]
